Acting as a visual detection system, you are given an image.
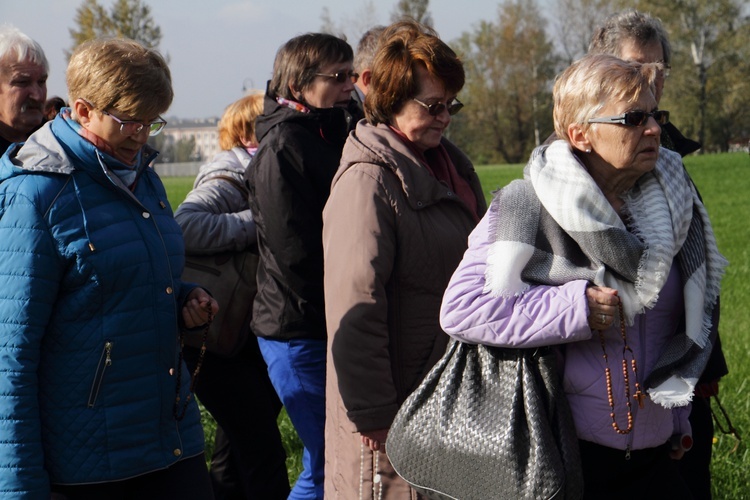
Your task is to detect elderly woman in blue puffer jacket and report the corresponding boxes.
[0,38,217,499]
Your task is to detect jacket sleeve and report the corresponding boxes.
[440,211,593,348]
[0,191,60,498]
[174,171,256,255]
[323,166,399,432]
[672,404,693,447]
[249,132,328,313]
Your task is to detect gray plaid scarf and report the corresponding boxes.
[485,140,727,408]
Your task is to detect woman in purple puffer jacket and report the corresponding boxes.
[439,54,727,499]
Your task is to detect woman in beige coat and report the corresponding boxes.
[322,21,487,499]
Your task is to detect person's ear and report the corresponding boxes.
[568,123,592,154]
[73,98,94,126]
[288,83,304,102]
[361,69,372,91]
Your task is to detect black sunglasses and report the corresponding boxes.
[588,110,670,127]
[315,71,359,84]
[412,97,464,116]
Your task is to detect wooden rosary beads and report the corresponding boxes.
[598,302,645,435]
[174,311,212,421]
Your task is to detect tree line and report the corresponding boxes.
[70,0,750,164]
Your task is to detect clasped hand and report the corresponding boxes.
[182,287,219,329]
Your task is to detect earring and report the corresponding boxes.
[586,148,591,153]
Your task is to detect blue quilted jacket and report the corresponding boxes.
[0,115,204,498]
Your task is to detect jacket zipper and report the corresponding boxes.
[88,341,113,408]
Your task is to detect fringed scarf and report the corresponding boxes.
[485,140,727,408]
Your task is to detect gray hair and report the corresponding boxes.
[0,24,49,73]
[588,10,671,66]
[354,26,386,74]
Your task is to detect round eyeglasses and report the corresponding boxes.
[315,71,359,84]
[587,110,669,127]
[412,97,464,116]
[101,109,167,136]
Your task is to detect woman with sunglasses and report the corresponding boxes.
[0,38,217,498]
[588,12,729,498]
[439,53,726,499]
[244,32,361,500]
[322,20,486,498]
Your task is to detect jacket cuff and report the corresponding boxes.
[346,404,400,433]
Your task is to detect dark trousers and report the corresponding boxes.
[184,337,290,500]
[51,454,213,500]
[579,440,693,500]
[678,396,714,499]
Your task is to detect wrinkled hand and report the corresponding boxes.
[586,285,620,331]
[361,428,389,451]
[182,287,219,329]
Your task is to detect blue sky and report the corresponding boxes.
[4,0,532,119]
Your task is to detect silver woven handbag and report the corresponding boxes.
[387,339,583,500]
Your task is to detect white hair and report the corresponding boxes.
[0,24,49,73]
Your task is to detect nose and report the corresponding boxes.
[29,81,46,102]
[436,106,451,124]
[131,126,151,144]
[645,116,661,137]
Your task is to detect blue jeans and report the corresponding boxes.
[258,337,326,500]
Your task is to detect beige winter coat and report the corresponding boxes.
[322,121,486,499]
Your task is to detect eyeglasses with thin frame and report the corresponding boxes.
[315,71,359,84]
[587,110,669,127]
[412,97,464,116]
[100,109,167,136]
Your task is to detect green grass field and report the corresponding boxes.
[163,151,749,498]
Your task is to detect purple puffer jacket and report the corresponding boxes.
[440,213,691,452]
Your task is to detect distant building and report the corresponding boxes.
[161,117,220,162]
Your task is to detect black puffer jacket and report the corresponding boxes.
[245,88,361,341]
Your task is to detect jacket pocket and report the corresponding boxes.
[88,341,114,408]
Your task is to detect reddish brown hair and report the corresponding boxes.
[365,20,464,125]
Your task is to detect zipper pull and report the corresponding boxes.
[104,342,113,366]
[625,445,631,461]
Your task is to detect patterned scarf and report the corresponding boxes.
[485,140,727,408]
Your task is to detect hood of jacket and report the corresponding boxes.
[0,113,158,189]
[334,121,483,215]
[193,147,251,187]
[254,84,362,149]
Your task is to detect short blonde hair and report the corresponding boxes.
[218,94,264,150]
[553,54,658,142]
[67,37,172,119]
